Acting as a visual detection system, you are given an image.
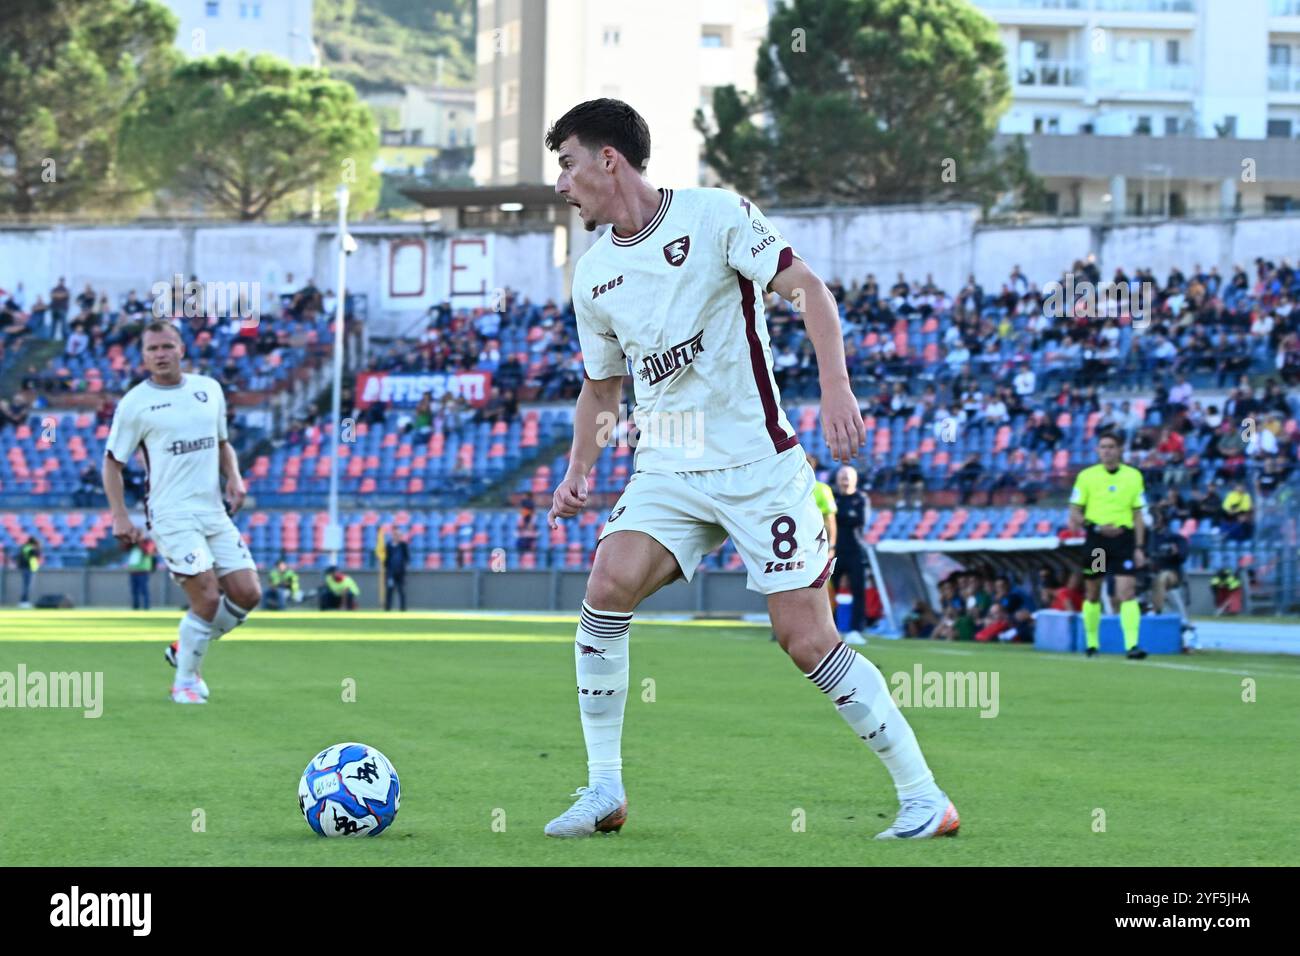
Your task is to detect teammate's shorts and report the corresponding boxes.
[1081,526,1137,577]
[150,510,257,579]
[597,445,835,595]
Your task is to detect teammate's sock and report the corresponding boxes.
[575,601,631,800]
[209,595,250,640]
[177,612,213,683]
[1082,599,1102,651]
[1119,599,1141,651]
[807,641,937,802]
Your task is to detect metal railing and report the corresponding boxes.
[1017,60,1087,88]
[1092,63,1195,92]
[1268,65,1300,93]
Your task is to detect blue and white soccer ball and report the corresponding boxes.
[298,742,400,837]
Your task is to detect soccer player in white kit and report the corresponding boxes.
[542,100,959,840]
[102,321,262,704]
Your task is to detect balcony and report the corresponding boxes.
[1269,65,1300,92]
[1092,63,1195,93]
[1096,0,1195,10]
[977,0,1195,9]
[976,0,1084,8]
[1017,59,1088,87]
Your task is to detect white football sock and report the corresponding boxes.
[807,641,938,802]
[210,594,250,639]
[177,612,213,683]
[575,601,631,800]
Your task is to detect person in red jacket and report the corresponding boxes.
[1051,571,1085,612]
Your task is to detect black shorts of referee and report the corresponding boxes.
[1081,524,1138,578]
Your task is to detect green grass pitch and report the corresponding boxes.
[1,610,1296,866]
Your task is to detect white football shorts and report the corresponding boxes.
[597,445,834,594]
[150,510,257,579]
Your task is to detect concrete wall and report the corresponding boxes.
[2,210,1296,344]
[0,565,1250,617]
[0,567,770,614]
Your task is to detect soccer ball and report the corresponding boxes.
[298,742,400,837]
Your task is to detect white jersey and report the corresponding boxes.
[105,373,229,525]
[573,187,799,473]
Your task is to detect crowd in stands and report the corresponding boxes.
[2,253,1298,591]
[903,569,1044,643]
[1,274,341,396]
[363,291,585,405]
[765,254,1300,397]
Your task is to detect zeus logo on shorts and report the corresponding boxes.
[763,559,806,574]
[607,506,625,523]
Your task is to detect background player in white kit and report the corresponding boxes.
[102,320,262,703]
[542,100,959,841]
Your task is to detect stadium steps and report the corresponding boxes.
[464,428,573,508]
[0,337,62,396]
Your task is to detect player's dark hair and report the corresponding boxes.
[545,99,651,173]
[142,319,181,341]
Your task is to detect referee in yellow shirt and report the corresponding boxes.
[1067,432,1148,660]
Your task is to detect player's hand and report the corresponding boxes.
[225,482,247,516]
[1098,523,1119,537]
[820,384,866,463]
[112,514,142,546]
[1133,547,1145,569]
[547,473,589,529]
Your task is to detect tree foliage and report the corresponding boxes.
[696,0,1038,212]
[314,0,475,94]
[0,0,179,216]
[121,53,380,220]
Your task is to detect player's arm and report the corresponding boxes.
[549,373,623,528]
[102,452,143,546]
[1067,475,1087,532]
[103,400,143,545]
[769,258,864,463]
[825,512,837,552]
[219,440,247,515]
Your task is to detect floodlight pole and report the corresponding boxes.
[326,184,350,566]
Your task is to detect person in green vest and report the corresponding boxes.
[126,539,156,610]
[266,558,301,611]
[319,566,360,611]
[18,536,41,608]
[1068,432,1148,659]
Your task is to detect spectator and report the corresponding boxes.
[903,599,937,638]
[319,566,360,610]
[516,503,538,554]
[49,277,70,338]
[895,451,925,508]
[125,539,156,610]
[384,527,410,612]
[265,559,300,610]
[1221,482,1254,541]
[74,463,102,507]
[18,536,41,608]
[1148,512,1190,622]
[1050,571,1085,612]
[1191,484,1224,528]
[952,453,984,505]
[831,465,871,645]
[1210,567,1243,615]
